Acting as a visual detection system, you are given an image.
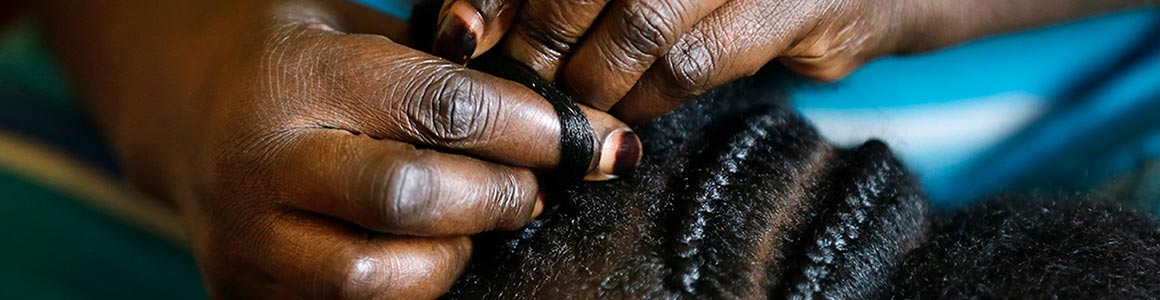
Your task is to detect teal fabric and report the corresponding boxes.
[0,19,120,173]
[0,171,206,300]
[0,19,72,105]
[0,19,204,299]
[355,0,415,20]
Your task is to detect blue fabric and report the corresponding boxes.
[355,0,415,20]
[793,9,1160,205]
[0,171,207,300]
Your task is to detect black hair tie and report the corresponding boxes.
[469,54,596,181]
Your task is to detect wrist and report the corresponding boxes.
[890,0,1157,55]
[886,0,972,54]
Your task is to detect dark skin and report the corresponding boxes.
[434,0,1156,123]
[37,0,633,298]
[29,0,1157,299]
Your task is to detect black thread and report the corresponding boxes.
[469,54,595,181]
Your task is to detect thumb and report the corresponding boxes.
[433,0,520,64]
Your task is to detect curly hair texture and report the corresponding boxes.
[442,61,1160,299]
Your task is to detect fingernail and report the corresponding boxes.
[433,1,480,65]
[585,128,642,181]
[532,191,545,219]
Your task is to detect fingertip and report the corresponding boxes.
[584,127,642,181]
[578,106,642,181]
[435,0,484,64]
[532,190,545,218]
[610,130,642,176]
[471,0,521,58]
[435,0,520,63]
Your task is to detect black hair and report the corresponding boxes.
[891,194,1160,299]
[444,68,935,299]
[443,66,1160,299]
[408,4,1160,297]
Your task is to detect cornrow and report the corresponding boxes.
[442,62,933,299]
[668,111,780,296]
[757,140,929,299]
[414,4,1160,297]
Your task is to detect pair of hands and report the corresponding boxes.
[188,0,899,296]
[430,0,903,123]
[46,0,1123,298]
[188,0,895,297]
[106,0,898,298]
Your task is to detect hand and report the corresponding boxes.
[40,0,638,298]
[431,0,906,123]
[431,0,1155,123]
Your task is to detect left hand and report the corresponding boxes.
[429,0,908,123]
[38,0,636,298]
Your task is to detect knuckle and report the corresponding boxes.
[516,22,574,61]
[660,38,720,97]
[491,170,534,228]
[517,4,582,58]
[338,243,464,300]
[377,156,437,230]
[408,70,503,148]
[479,170,525,228]
[338,255,394,300]
[615,1,681,58]
[518,0,607,55]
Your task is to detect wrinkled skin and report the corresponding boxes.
[434,0,1153,123]
[31,0,1157,298]
[36,0,639,299]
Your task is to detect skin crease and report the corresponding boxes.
[33,0,636,299]
[24,0,1159,299]
[436,0,1157,123]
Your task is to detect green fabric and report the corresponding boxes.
[0,171,206,299]
[0,18,207,299]
[0,18,73,106]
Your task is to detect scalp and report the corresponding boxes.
[446,68,931,299]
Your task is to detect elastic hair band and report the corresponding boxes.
[469,54,595,181]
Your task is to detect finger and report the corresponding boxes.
[273,130,545,236]
[432,0,520,64]
[309,30,642,178]
[498,0,612,81]
[238,212,472,300]
[610,0,808,124]
[559,0,729,110]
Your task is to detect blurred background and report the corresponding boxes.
[1,3,1158,299]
